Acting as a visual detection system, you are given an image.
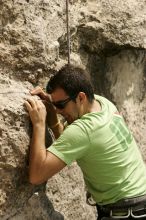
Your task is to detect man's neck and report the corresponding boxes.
[84,99,101,115]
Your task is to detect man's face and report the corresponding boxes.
[51,88,80,124]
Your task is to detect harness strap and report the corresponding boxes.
[96,195,146,219]
[102,194,146,209]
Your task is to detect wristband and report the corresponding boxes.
[50,121,60,129]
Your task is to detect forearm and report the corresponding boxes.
[45,105,63,138]
[29,124,46,184]
[25,92,67,185]
[50,121,64,139]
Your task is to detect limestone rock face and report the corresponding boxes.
[0,0,146,219]
[105,50,146,161]
[0,77,32,218]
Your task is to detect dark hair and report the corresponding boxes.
[46,64,95,103]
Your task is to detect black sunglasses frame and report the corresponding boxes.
[52,95,77,109]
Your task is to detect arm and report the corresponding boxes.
[45,101,64,139]
[30,86,64,139]
[24,98,66,185]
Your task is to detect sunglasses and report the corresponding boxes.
[52,95,77,109]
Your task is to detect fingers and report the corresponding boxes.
[30,86,47,100]
[28,98,37,108]
[25,98,44,109]
[24,98,47,125]
[24,98,46,114]
[35,99,45,110]
[24,100,32,112]
[30,86,42,95]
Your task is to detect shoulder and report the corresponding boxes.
[94,94,117,112]
[62,120,89,141]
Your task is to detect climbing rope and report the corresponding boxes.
[66,0,71,65]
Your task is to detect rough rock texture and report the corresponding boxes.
[0,0,146,219]
[105,49,146,161]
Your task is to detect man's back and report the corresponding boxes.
[48,95,146,205]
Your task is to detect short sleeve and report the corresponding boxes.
[47,123,90,165]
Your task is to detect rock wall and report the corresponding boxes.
[0,0,146,219]
[105,49,146,161]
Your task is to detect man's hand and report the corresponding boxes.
[24,98,47,126]
[30,86,51,102]
[29,87,57,126]
[26,86,64,139]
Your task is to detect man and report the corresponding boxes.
[25,64,146,220]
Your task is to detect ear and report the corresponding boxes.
[77,92,86,104]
